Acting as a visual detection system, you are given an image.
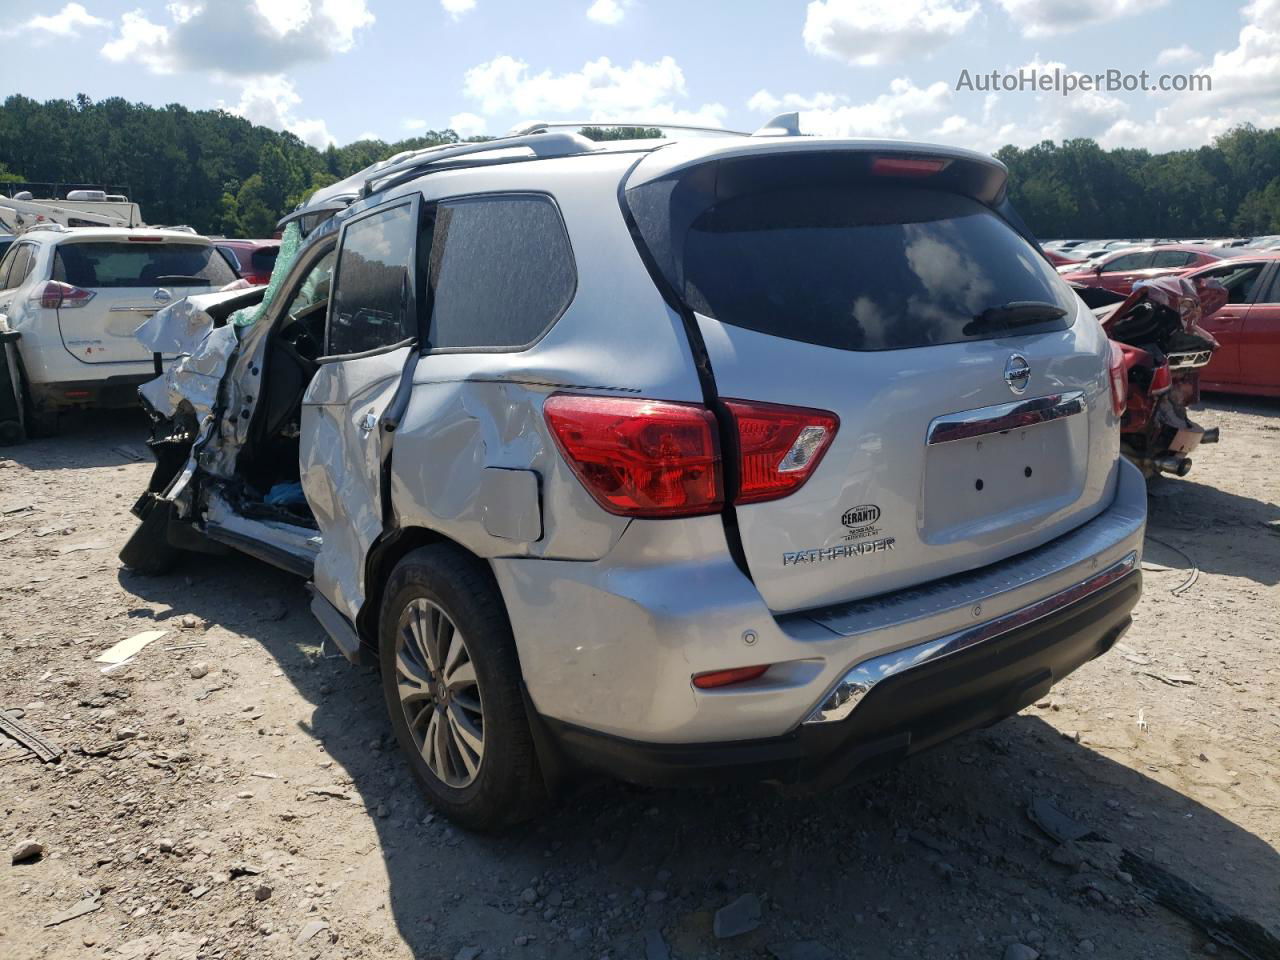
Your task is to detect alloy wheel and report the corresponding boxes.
[394,597,485,787]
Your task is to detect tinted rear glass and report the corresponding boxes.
[251,248,279,273]
[629,177,1074,351]
[54,242,235,288]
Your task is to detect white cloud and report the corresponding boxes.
[225,75,335,149]
[101,10,174,71]
[749,79,952,138]
[448,112,488,137]
[401,117,428,131]
[1156,44,1201,65]
[803,0,979,66]
[442,0,477,19]
[586,0,628,25]
[1098,0,1280,149]
[747,90,844,114]
[100,0,374,76]
[805,80,952,137]
[17,2,108,37]
[464,55,725,127]
[993,0,1168,38]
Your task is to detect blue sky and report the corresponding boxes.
[2,1,1277,155]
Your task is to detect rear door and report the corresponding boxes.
[51,237,236,364]
[626,151,1117,613]
[1239,264,1280,390]
[300,197,423,623]
[1195,260,1269,384]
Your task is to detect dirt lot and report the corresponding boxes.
[0,396,1277,960]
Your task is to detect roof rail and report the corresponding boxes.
[21,222,70,234]
[512,120,748,138]
[360,131,601,198]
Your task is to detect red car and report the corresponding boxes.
[215,239,280,286]
[1043,247,1083,267]
[1061,244,1224,296]
[1185,252,1280,397]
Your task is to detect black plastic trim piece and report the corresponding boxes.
[615,152,753,581]
[203,523,314,579]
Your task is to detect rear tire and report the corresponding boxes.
[378,543,543,831]
[22,396,59,438]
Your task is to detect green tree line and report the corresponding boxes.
[3,94,1280,240]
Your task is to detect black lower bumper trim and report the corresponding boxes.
[541,570,1141,789]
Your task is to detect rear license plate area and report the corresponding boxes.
[921,420,1084,544]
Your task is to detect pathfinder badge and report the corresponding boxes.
[783,537,896,566]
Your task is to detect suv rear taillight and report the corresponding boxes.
[31,280,96,310]
[1108,342,1128,416]
[543,395,723,518]
[724,400,839,505]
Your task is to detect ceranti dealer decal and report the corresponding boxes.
[841,503,882,542]
[783,504,894,566]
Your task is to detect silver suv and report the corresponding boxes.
[123,123,1147,830]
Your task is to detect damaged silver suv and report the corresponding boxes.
[123,120,1147,830]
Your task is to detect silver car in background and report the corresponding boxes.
[123,120,1146,830]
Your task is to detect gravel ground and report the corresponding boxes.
[0,396,1276,960]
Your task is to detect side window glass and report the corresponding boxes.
[427,195,575,350]
[1264,267,1280,304]
[1106,253,1151,271]
[1151,250,1192,268]
[1215,264,1264,305]
[328,204,416,356]
[2,245,32,290]
[0,244,20,289]
[283,251,336,322]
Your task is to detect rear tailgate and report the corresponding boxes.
[625,143,1120,614]
[52,236,236,364]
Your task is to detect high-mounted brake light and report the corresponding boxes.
[544,394,723,518]
[870,155,950,178]
[1108,342,1128,416]
[724,400,839,505]
[126,236,165,243]
[31,280,96,310]
[692,665,769,689]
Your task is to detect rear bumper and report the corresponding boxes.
[543,562,1140,788]
[497,459,1148,744]
[29,374,151,410]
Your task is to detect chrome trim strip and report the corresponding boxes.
[108,306,159,314]
[803,551,1138,725]
[1167,350,1213,370]
[927,391,1086,445]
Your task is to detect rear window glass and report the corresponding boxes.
[251,248,279,273]
[629,176,1075,351]
[53,242,235,289]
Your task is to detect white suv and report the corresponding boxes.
[123,125,1147,830]
[0,225,235,436]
